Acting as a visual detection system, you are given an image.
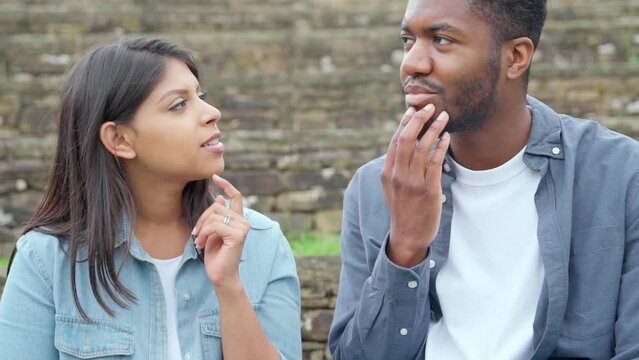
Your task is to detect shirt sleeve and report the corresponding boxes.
[256,228,302,360]
[328,173,432,360]
[0,235,58,360]
[613,175,639,358]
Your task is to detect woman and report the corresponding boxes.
[0,37,301,360]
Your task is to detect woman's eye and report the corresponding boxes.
[198,92,208,100]
[170,99,187,111]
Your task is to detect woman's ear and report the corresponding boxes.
[504,37,535,81]
[99,121,136,160]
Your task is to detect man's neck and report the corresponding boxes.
[449,98,532,171]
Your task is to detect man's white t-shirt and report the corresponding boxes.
[152,255,183,360]
[425,147,545,360]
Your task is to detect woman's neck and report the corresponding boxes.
[127,170,191,259]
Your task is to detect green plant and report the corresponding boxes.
[287,231,340,256]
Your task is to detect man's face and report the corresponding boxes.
[400,0,502,133]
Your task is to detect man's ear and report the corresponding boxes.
[504,37,535,81]
[99,121,136,160]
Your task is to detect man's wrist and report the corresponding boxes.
[386,239,429,268]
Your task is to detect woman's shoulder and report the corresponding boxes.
[16,229,65,258]
[242,207,286,251]
[243,207,277,231]
[239,208,298,301]
[241,208,295,265]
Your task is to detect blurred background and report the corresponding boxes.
[1,0,638,358]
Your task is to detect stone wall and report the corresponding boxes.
[1,1,639,358]
[2,0,639,258]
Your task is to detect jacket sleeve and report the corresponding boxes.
[328,170,433,360]
[256,228,302,360]
[613,175,639,358]
[0,235,58,360]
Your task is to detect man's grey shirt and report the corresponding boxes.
[328,96,639,360]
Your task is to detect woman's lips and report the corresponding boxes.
[202,142,224,154]
[201,139,225,154]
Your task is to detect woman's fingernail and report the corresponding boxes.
[191,226,197,235]
[424,104,434,112]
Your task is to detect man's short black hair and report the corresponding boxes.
[469,0,547,49]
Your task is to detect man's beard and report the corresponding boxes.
[444,54,501,133]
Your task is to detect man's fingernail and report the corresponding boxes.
[191,227,197,235]
[424,104,434,112]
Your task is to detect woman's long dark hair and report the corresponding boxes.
[7,37,214,319]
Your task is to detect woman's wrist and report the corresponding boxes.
[212,274,244,300]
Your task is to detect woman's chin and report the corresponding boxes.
[197,162,224,180]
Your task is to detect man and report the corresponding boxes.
[328,0,639,359]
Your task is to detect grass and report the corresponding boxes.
[287,231,340,257]
[0,257,8,277]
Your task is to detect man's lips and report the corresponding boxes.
[405,93,439,109]
[404,84,439,109]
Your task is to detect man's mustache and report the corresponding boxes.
[402,77,444,94]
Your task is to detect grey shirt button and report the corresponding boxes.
[408,280,418,289]
[552,147,561,155]
[183,293,191,301]
[429,259,436,269]
[400,328,408,336]
[441,194,447,203]
[443,163,451,173]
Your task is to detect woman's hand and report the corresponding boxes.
[192,175,250,291]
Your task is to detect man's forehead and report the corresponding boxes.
[405,0,470,14]
[403,0,473,28]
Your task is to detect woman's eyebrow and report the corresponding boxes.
[158,89,189,103]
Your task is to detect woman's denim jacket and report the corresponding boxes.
[0,208,302,360]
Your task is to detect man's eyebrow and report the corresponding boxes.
[401,21,462,34]
[426,22,462,34]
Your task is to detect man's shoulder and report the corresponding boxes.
[345,154,386,207]
[559,114,639,161]
[357,154,386,175]
[353,154,386,183]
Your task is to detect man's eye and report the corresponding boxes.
[434,36,453,45]
[400,36,415,46]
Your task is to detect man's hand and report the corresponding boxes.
[380,104,450,267]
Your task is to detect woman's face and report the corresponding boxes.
[126,58,224,182]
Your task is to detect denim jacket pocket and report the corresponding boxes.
[54,314,134,359]
[199,304,260,356]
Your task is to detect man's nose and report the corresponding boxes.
[400,41,433,78]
